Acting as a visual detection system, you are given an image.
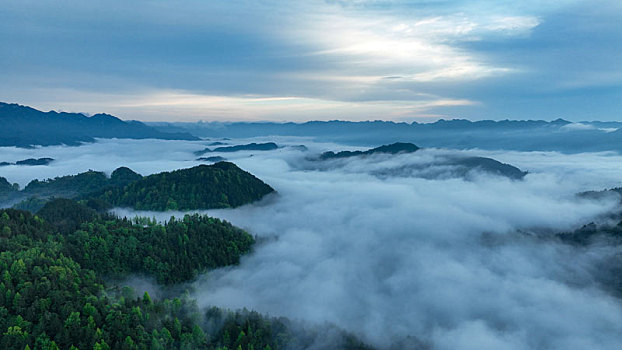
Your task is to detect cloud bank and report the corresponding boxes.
[183,151,622,349]
[4,138,622,349]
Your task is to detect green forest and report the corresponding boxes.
[0,200,372,350]
[94,162,274,211]
[3,162,275,213]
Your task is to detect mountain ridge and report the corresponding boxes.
[0,102,199,147]
[149,118,622,153]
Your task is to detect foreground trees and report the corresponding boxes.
[0,203,262,349]
[0,200,373,350]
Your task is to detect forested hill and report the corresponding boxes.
[36,198,255,284]
[5,167,143,210]
[0,177,19,198]
[195,142,279,156]
[5,162,274,212]
[319,142,420,160]
[95,162,275,210]
[0,102,198,147]
[0,199,373,350]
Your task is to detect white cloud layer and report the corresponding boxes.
[4,139,622,349]
[184,148,622,349]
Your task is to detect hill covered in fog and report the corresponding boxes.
[0,102,198,147]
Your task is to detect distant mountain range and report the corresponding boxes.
[150,119,622,152]
[5,101,622,152]
[0,102,198,147]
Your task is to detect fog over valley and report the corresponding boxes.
[4,138,622,349]
[4,1,622,348]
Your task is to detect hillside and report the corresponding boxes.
[96,162,275,210]
[0,187,371,350]
[0,102,198,147]
[0,177,19,202]
[0,158,55,166]
[5,163,274,212]
[320,142,420,160]
[195,142,279,156]
[452,157,528,180]
[0,204,259,349]
[23,170,111,199]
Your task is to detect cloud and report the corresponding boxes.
[0,88,477,122]
[12,138,615,349]
[6,0,619,121]
[177,146,622,349]
[5,138,622,348]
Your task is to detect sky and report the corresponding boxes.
[1,0,621,122]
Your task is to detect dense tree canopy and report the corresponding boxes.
[62,213,255,284]
[0,177,19,202]
[108,167,142,188]
[7,163,274,213]
[37,199,100,235]
[96,162,275,211]
[23,171,110,199]
[0,201,373,350]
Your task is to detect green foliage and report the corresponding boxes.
[206,308,376,350]
[37,198,100,235]
[5,163,274,214]
[11,196,50,213]
[0,199,373,349]
[0,209,50,243]
[0,207,259,349]
[97,162,275,211]
[6,167,140,213]
[63,213,254,284]
[23,170,110,198]
[0,177,18,194]
[109,167,142,188]
[0,177,19,202]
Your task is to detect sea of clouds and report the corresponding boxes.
[3,138,622,349]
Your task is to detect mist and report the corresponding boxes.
[4,138,622,349]
[184,152,622,350]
